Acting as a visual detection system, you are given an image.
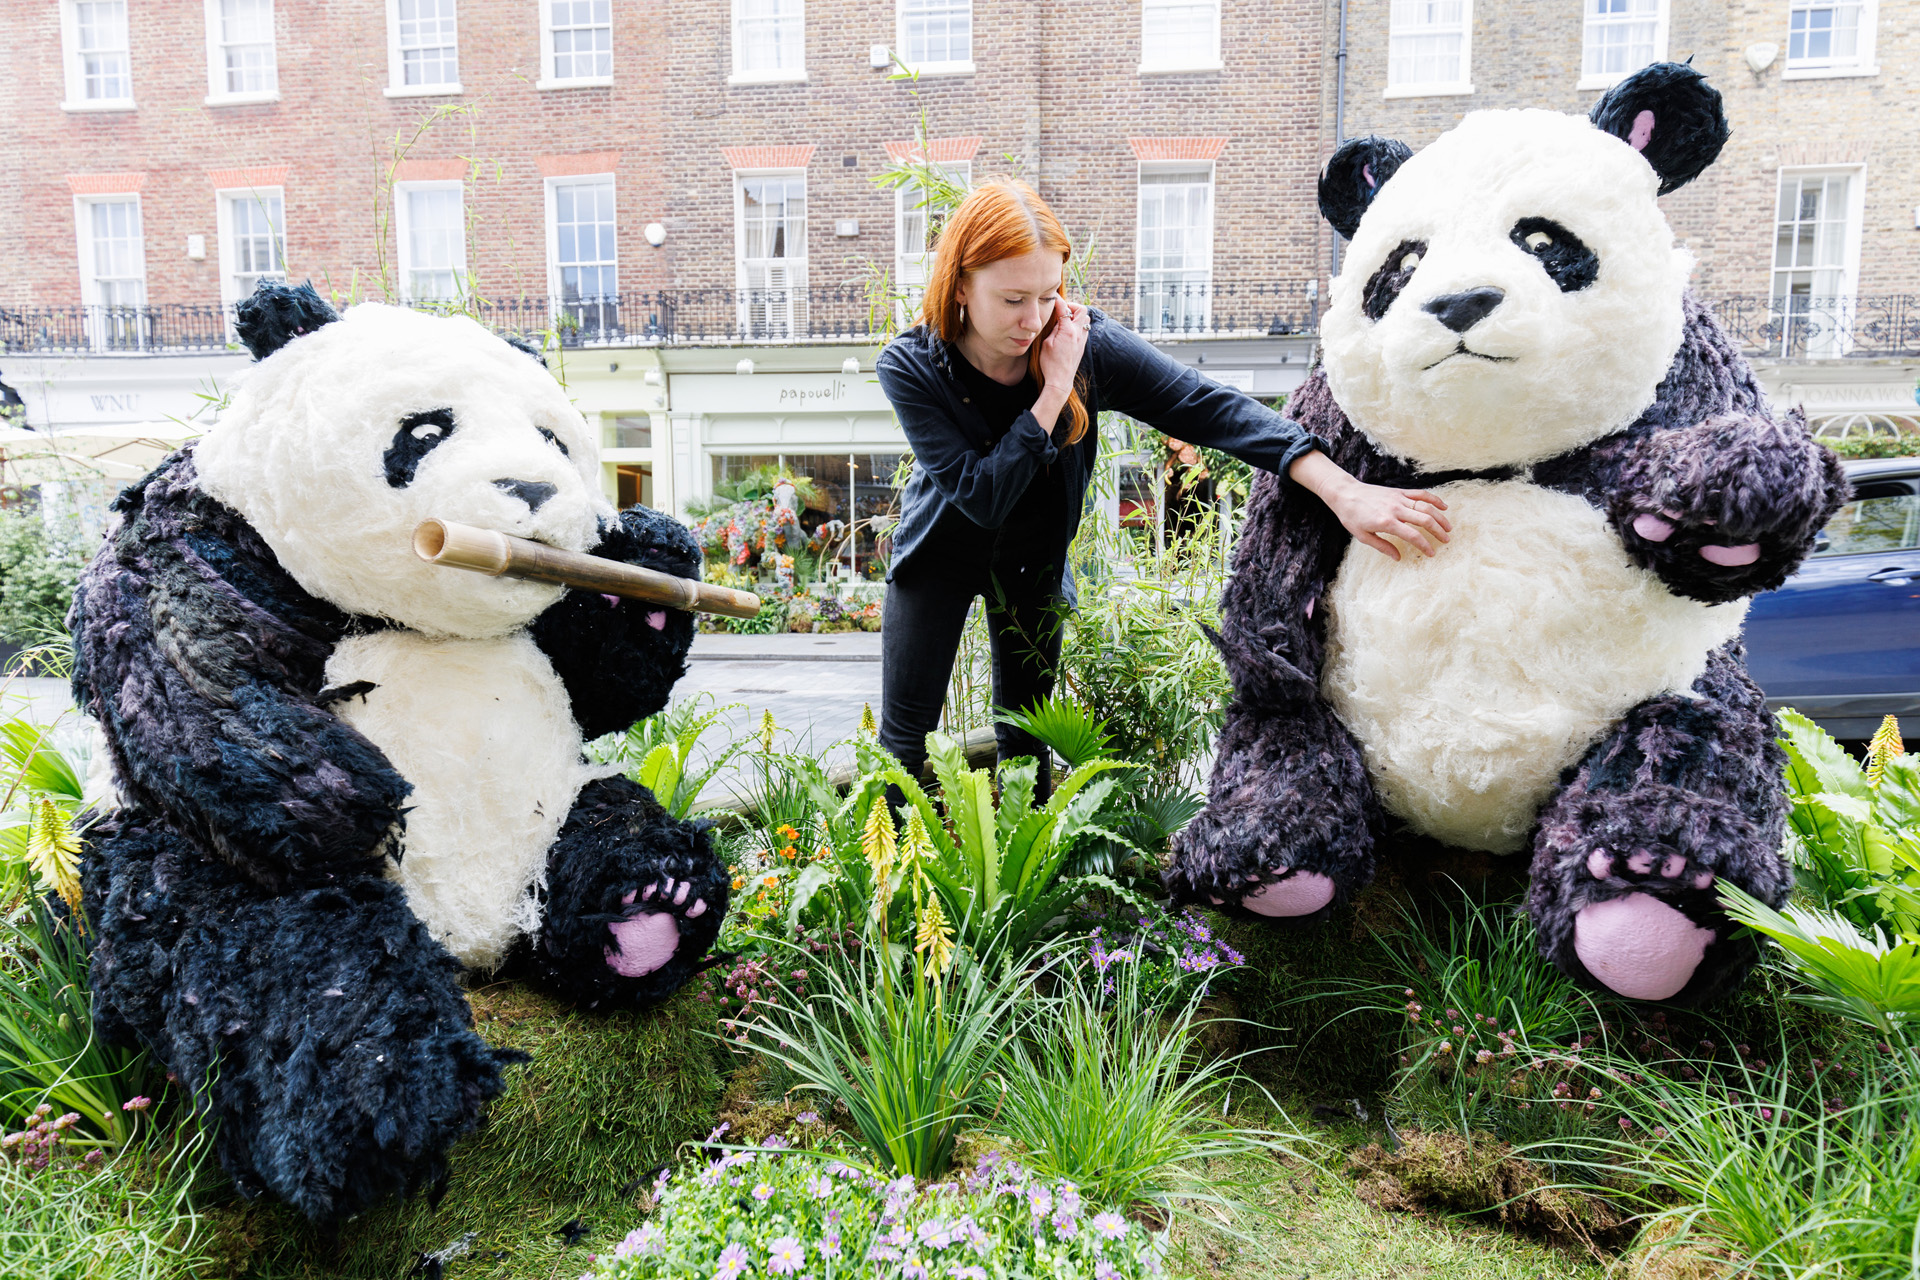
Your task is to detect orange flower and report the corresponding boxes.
[763,874,780,890]
[780,845,797,860]
[731,877,746,891]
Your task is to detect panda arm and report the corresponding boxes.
[1608,409,1850,605]
[531,505,701,740]
[71,454,413,894]
[1211,370,1387,705]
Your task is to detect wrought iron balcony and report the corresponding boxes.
[15,289,1912,359]
[1706,294,1920,360]
[0,281,1322,355]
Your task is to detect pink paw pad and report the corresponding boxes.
[1632,514,1675,543]
[1572,893,1714,1001]
[1241,872,1336,918]
[1699,543,1761,567]
[606,910,681,978]
[1626,850,1657,875]
[1661,854,1688,878]
[1585,849,1613,880]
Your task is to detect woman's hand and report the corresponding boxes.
[1032,300,1091,437]
[1288,450,1452,560]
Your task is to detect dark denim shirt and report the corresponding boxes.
[874,308,1321,601]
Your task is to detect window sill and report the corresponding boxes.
[62,98,137,113]
[385,82,465,97]
[895,60,974,78]
[536,75,615,90]
[1139,61,1224,75]
[205,91,281,107]
[728,68,808,85]
[1576,72,1631,90]
[1781,64,1879,80]
[1383,83,1474,99]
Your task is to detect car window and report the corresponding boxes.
[1814,477,1920,557]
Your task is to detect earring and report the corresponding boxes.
[958,304,967,330]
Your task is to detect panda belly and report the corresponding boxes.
[1320,479,1748,853]
[324,630,592,970]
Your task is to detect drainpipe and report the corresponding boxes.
[1331,0,1350,279]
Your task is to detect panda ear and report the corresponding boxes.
[503,334,550,368]
[1588,61,1731,196]
[1318,136,1415,241]
[233,280,340,361]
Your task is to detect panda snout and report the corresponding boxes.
[493,478,559,512]
[1422,287,1506,334]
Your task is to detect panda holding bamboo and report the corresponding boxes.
[1172,64,1848,1005]
[72,285,728,1222]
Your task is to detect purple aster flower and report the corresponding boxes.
[796,1111,820,1124]
[1057,1183,1082,1216]
[867,1244,902,1263]
[884,1224,913,1248]
[761,1134,790,1149]
[817,1230,842,1258]
[903,1258,931,1280]
[615,1223,665,1258]
[751,1182,774,1201]
[713,1242,751,1280]
[805,1174,834,1199]
[1092,1211,1128,1240]
[1051,1209,1079,1238]
[949,1268,988,1280]
[1027,1186,1052,1218]
[766,1235,805,1275]
[1095,1261,1121,1280]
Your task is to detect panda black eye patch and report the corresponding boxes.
[1510,217,1599,292]
[1362,239,1428,321]
[538,427,570,458]
[385,407,456,488]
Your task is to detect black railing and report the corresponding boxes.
[15,289,1913,358]
[1706,294,1920,360]
[0,281,1321,354]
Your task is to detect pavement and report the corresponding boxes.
[1,633,886,811]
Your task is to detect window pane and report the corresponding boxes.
[399,0,459,85]
[1787,1,1864,66]
[1388,0,1465,85]
[737,0,803,72]
[407,187,465,300]
[75,1,130,99]
[1141,0,1218,67]
[220,0,277,94]
[550,0,613,78]
[901,0,970,64]
[229,193,287,299]
[87,199,145,308]
[1138,169,1211,332]
[1813,484,1920,557]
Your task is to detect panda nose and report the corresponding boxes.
[493,478,558,512]
[1423,287,1506,334]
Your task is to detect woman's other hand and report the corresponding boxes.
[1288,450,1452,560]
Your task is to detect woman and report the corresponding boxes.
[874,180,1449,798]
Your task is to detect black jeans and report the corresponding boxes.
[880,566,1064,804]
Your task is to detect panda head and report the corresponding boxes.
[194,289,614,639]
[1317,63,1731,473]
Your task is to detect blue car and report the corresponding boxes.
[1745,456,1920,741]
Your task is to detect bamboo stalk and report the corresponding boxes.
[413,518,764,619]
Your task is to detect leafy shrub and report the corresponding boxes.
[1066,901,1244,1009]
[1724,713,1920,1037]
[1823,434,1918,461]
[0,505,87,648]
[591,694,745,820]
[585,1146,1169,1280]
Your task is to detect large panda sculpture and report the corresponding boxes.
[1170,64,1847,1005]
[72,284,728,1222]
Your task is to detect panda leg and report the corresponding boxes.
[82,814,523,1223]
[1168,695,1380,922]
[1528,643,1792,1005]
[527,775,729,1008]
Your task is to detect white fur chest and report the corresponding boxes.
[1320,480,1748,853]
[324,630,593,969]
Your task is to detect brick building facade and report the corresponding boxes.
[2,0,1914,499]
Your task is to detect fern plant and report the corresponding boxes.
[1718,712,1920,1038]
[592,693,745,819]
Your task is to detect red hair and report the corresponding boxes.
[921,180,1090,446]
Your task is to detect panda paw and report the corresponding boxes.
[1528,781,1787,1005]
[1613,411,1848,604]
[604,874,716,979]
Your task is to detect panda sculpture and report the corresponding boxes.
[1170,64,1848,1005]
[73,284,729,1222]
